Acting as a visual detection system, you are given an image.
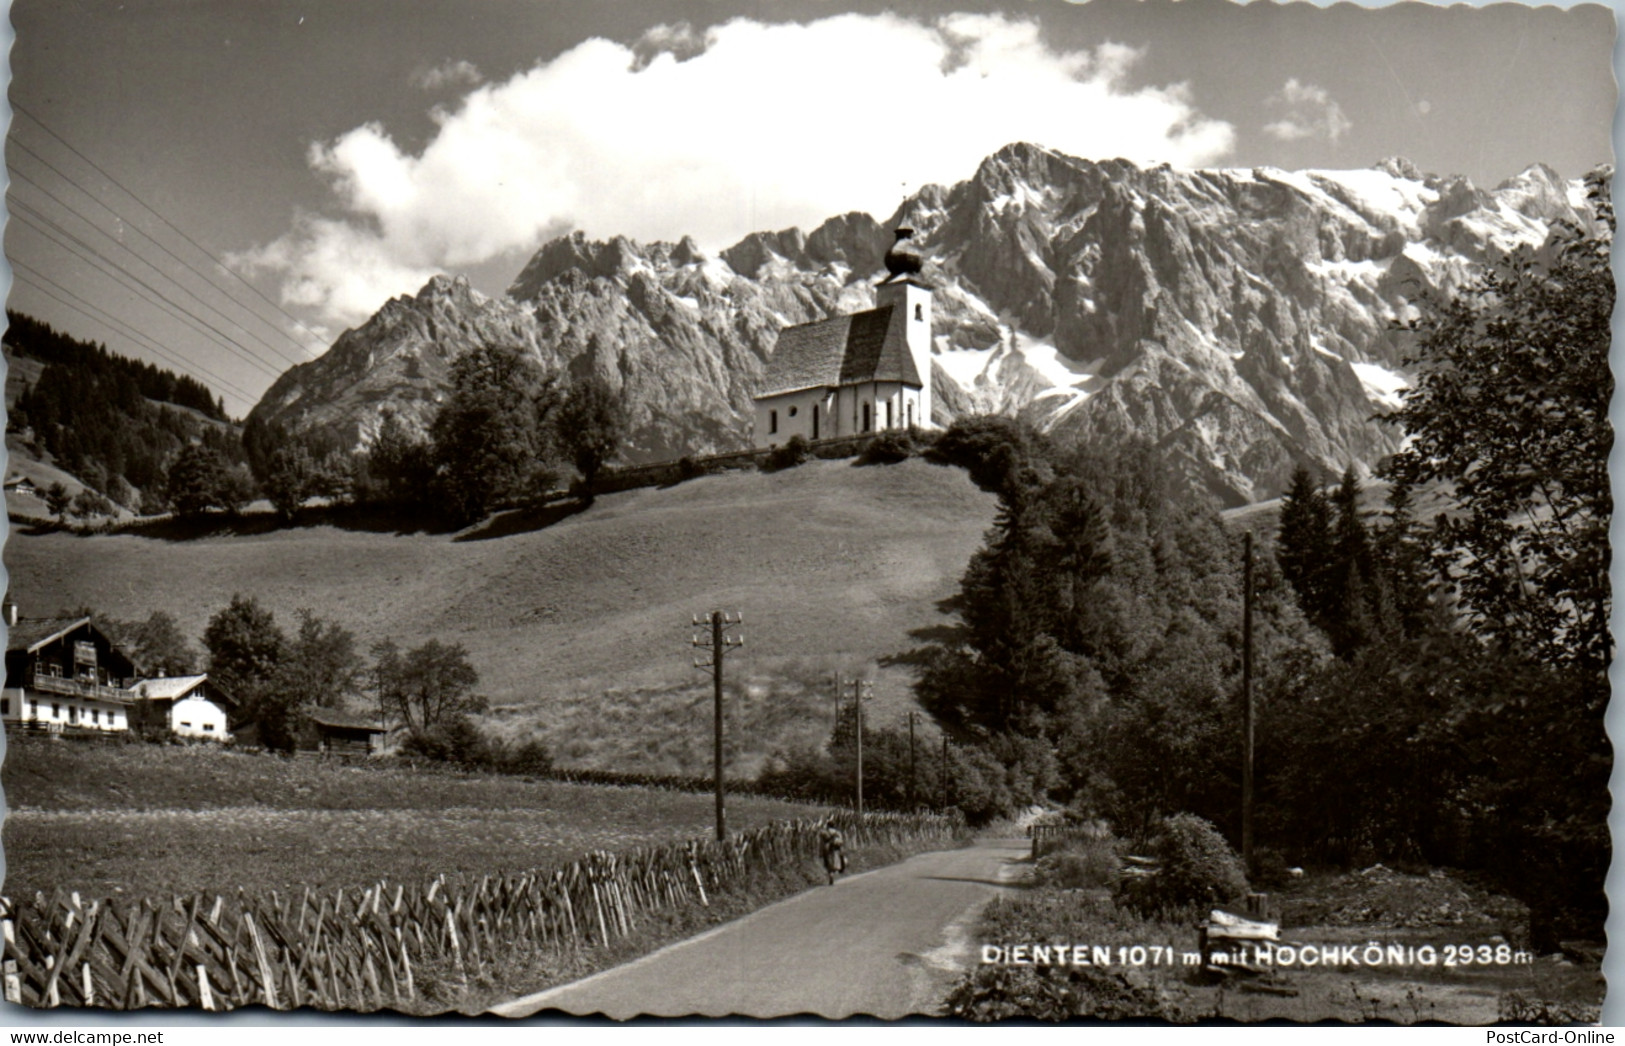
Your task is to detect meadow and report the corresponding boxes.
[0,741,825,900]
[4,457,994,775]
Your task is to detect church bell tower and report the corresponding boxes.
[874,226,933,428]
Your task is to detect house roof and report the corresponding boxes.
[758,304,921,397]
[307,707,385,733]
[6,617,92,654]
[129,675,208,700]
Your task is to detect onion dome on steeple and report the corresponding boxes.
[883,227,924,278]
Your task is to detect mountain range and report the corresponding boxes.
[246,142,1598,504]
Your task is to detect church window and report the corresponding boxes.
[862,403,871,433]
[769,410,778,434]
[789,405,798,418]
[886,401,893,428]
[915,304,923,321]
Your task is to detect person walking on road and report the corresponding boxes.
[819,818,847,884]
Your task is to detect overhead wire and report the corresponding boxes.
[9,262,262,405]
[7,165,303,373]
[8,136,313,366]
[7,193,289,382]
[8,199,286,383]
[11,101,329,356]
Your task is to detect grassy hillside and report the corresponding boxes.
[4,458,997,775]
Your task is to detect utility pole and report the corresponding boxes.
[941,735,949,813]
[908,711,917,809]
[850,678,872,817]
[1241,531,1255,874]
[692,610,743,841]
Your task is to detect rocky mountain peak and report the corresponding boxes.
[1375,156,1426,181]
[249,143,1599,505]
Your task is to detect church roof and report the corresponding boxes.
[759,305,921,397]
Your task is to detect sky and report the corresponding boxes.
[1,0,1616,418]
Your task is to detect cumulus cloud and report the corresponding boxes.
[1262,78,1352,143]
[412,59,484,91]
[246,12,1235,325]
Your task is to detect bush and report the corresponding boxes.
[1251,847,1293,890]
[491,737,554,776]
[398,715,489,765]
[396,716,553,777]
[1033,835,1122,890]
[945,963,1172,1022]
[1498,991,1600,1025]
[1121,812,1248,914]
[923,415,1046,493]
[765,435,813,472]
[858,430,916,465]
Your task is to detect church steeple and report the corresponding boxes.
[875,224,934,428]
[883,227,925,279]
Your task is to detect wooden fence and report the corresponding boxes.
[0,811,963,1012]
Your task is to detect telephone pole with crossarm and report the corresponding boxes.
[692,610,743,841]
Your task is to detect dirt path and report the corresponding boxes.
[492,834,1029,1019]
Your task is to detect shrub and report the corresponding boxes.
[1498,992,1600,1025]
[1121,812,1248,914]
[858,430,916,465]
[945,963,1171,1021]
[765,435,813,472]
[491,737,554,776]
[1250,847,1293,890]
[923,415,1045,493]
[1033,835,1122,890]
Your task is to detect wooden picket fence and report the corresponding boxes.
[0,811,963,1011]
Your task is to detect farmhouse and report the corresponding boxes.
[128,674,234,741]
[1,604,138,734]
[752,226,935,449]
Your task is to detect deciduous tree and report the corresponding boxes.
[553,374,625,500]
[1382,171,1613,674]
[371,638,484,736]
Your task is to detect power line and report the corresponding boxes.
[8,136,313,366]
[8,168,303,373]
[10,260,261,403]
[8,195,288,382]
[9,200,282,384]
[10,263,261,405]
[11,102,330,356]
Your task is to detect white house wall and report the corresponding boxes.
[1,687,128,731]
[170,695,231,741]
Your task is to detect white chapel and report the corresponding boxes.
[753,227,934,448]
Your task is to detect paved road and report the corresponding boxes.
[492,834,1028,1019]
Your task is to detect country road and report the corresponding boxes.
[492,834,1030,1019]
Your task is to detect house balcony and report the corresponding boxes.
[29,672,136,704]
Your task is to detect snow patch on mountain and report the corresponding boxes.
[1351,361,1409,410]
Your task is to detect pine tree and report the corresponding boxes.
[1275,465,1332,622]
